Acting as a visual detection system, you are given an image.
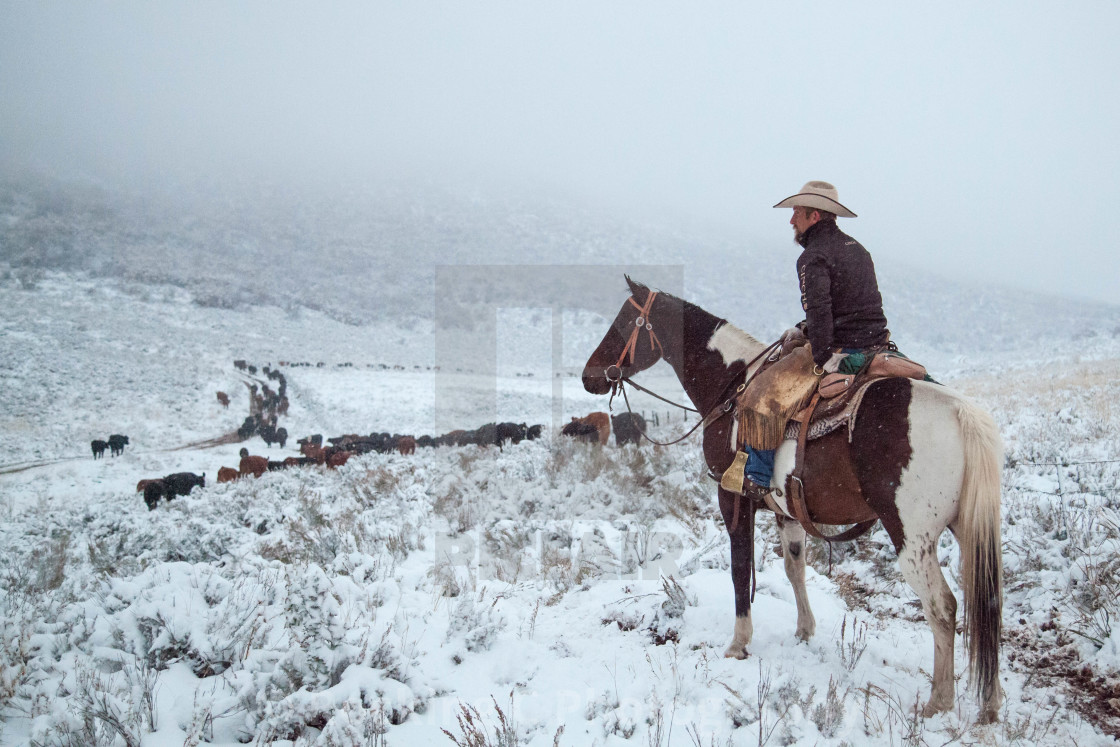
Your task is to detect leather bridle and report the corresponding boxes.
[604,291,664,388]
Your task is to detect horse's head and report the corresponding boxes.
[582,276,678,395]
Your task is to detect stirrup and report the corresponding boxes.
[720,450,749,494]
[741,480,774,499]
[720,450,773,498]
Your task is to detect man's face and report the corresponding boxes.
[790,206,818,241]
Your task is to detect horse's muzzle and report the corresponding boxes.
[582,367,613,395]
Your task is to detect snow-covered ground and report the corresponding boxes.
[2,272,1120,746]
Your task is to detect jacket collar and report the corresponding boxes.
[796,219,839,248]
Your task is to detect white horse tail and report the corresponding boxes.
[955,395,1003,715]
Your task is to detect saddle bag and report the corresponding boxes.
[867,352,928,380]
[818,372,855,398]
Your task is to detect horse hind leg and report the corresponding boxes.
[898,539,958,717]
[776,515,815,641]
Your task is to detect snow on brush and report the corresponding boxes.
[3,272,1120,746]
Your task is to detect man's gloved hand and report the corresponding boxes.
[778,325,807,355]
[780,325,806,343]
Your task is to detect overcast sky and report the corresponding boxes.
[2,2,1118,304]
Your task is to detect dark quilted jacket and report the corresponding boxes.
[796,220,889,367]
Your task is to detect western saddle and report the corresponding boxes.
[720,335,929,541]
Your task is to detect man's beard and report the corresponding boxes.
[793,226,807,247]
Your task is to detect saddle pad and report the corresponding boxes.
[784,411,846,442]
[784,377,881,443]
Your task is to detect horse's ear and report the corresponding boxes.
[625,275,646,300]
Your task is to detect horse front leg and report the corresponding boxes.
[719,487,754,659]
[775,514,816,641]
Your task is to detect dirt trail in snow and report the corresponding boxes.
[0,432,244,475]
[0,363,293,476]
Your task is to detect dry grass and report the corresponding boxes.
[951,358,1120,399]
[441,691,522,747]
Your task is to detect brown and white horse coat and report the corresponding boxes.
[582,278,1004,723]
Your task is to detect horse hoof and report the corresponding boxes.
[976,707,999,725]
[920,700,950,719]
[795,626,815,641]
[723,644,748,660]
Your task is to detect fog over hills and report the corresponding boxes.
[2,169,1117,357]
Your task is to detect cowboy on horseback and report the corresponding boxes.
[582,269,1003,722]
[739,180,890,498]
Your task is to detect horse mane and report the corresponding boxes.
[713,321,764,348]
[625,275,762,349]
[623,275,701,316]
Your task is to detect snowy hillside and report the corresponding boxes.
[2,267,1120,745]
[4,171,1119,351]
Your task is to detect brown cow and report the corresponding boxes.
[565,412,611,446]
[397,436,416,455]
[216,391,230,409]
[136,478,159,494]
[217,466,239,483]
[300,442,327,464]
[239,455,269,478]
[326,450,352,469]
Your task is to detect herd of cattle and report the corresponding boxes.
[92,354,652,510]
[125,411,649,511]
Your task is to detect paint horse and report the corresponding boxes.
[581,277,1004,723]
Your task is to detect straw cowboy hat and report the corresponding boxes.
[773,180,857,218]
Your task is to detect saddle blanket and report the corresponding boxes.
[783,377,880,443]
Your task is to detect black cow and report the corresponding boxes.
[611,412,647,447]
[335,433,392,454]
[526,424,544,440]
[275,427,288,449]
[259,424,278,447]
[560,421,599,443]
[238,416,259,441]
[163,472,205,500]
[108,434,129,457]
[380,433,396,453]
[297,434,323,448]
[496,422,527,448]
[143,479,166,510]
[474,423,499,448]
[91,439,108,459]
